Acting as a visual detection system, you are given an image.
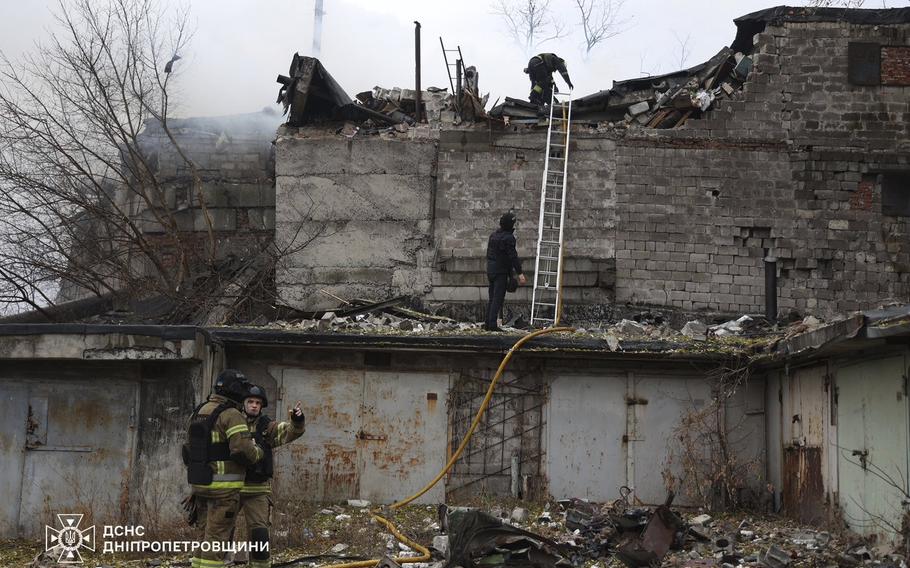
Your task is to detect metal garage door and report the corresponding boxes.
[275,368,449,503]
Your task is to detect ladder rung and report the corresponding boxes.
[539,256,559,262]
[544,198,562,203]
[533,302,557,307]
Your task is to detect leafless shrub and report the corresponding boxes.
[662,357,762,511]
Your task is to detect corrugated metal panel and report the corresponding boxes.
[546,373,626,500]
[0,385,28,538]
[275,368,449,503]
[17,381,138,537]
[836,355,909,541]
[357,371,449,503]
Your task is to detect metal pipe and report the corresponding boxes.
[312,0,324,59]
[764,255,778,324]
[456,59,463,105]
[414,21,422,123]
[510,455,520,497]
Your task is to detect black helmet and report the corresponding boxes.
[244,384,269,408]
[500,211,516,231]
[214,369,250,404]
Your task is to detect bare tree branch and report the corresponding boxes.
[492,0,567,56]
[673,31,692,69]
[574,0,627,56]
[0,0,210,317]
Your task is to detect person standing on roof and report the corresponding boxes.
[183,369,264,568]
[485,211,527,332]
[239,384,306,568]
[525,53,574,109]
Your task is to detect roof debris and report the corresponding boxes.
[491,47,753,128]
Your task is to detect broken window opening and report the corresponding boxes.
[881,172,910,217]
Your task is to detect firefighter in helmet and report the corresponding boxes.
[184,369,264,568]
[239,383,306,568]
[524,53,573,110]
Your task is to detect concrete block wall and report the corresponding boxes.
[274,19,910,319]
[275,134,437,309]
[610,19,910,317]
[430,130,616,312]
[613,141,793,313]
[131,112,279,271]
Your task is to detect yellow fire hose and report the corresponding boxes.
[327,103,574,568]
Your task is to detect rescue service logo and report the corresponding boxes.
[45,513,95,564]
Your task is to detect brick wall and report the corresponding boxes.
[882,46,910,85]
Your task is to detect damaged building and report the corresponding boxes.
[2,5,910,563]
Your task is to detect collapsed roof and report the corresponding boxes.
[491,5,910,128]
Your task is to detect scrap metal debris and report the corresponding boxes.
[441,507,572,568]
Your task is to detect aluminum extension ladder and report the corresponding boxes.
[530,91,572,328]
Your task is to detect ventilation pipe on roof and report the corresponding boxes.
[764,252,778,325]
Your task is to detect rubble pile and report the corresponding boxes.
[268,297,833,349]
[619,48,754,130]
[262,499,907,568]
[492,48,755,129]
[428,499,907,568]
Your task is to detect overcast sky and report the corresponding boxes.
[1,0,906,118]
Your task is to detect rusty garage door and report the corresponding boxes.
[782,364,829,524]
[0,379,139,538]
[275,368,449,503]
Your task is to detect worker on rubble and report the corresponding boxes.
[484,211,527,331]
[183,369,264,568]
[525,53,574,111]
[239,384,306,568]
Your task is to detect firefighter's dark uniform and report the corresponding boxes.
[189,393,263,568]
[240,411,306,568]
[525,53,573,107]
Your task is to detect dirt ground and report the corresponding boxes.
[2,497,906,568]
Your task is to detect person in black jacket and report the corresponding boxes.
[485,212,527,331]
[525,53,574,109]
